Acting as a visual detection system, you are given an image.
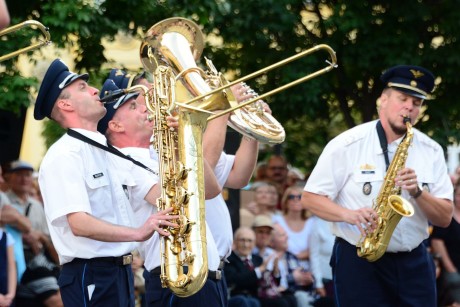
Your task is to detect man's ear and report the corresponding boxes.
[108,120,124,132]
[56,98,73,111]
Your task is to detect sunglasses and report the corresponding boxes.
[287,194,302,200]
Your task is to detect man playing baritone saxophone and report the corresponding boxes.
[34,59,178,307]
[99,69,230,307]
[302,65,453,307]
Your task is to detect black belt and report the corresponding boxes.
[71,254,133,266]
[150,266,222,281]
[335,236,422,255]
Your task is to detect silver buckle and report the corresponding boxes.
[215,270,222,280]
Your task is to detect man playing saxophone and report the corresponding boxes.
[34,59,179,307]
[99,69,256,307]
[301,64,453,307]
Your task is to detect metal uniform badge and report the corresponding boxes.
[363,182,372,195]
[422,183,430,192]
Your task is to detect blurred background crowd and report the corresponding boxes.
[2,154,460,307]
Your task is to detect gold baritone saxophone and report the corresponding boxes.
[357,117,415,262]
[148,65,210,297]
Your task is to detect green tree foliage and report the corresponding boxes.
[2,0,459,172]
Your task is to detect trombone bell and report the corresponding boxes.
[141,17,338,144]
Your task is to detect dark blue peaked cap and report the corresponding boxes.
[380,65,435,100]
[108,68,147,89]
[108,68,134,89]
[34,59,89,120]
[97,79,140,134]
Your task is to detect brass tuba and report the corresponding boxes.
[138,17,337,296]
[357,117,415,262]
[140,17,338,144]
[0,20,51,62]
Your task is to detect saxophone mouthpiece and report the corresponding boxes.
[100,89,127,103]
[403,116,410,124]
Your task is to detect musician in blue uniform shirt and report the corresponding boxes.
[302,64,453,307]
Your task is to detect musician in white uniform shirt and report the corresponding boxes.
[34,59,176,307]
[302,64,453,307]
[98,71,222,307]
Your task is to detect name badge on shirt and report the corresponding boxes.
[93,172,104,179]
[360,163,376,175]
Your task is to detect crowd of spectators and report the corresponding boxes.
[2,153,460,307]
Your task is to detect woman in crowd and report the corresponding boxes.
[273,186,313,268]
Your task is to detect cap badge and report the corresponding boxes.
[410,69,424,79]
[410,80,417,87]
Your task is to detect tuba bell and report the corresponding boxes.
[140,17,290,144]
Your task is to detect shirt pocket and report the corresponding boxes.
[352,168,384,198]
[353,168,383,184]
[85,171,110,190]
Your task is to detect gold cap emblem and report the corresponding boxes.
[410,69,424,79]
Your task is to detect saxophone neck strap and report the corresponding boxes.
[376,120,390,171]
[67,129,158,175]
[376,120,408,171]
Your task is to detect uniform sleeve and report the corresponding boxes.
[39,150,93,227]
[216,153,235,187]
[304,137,349,200]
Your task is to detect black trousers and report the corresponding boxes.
[331,238,436,307]
[143,267,227,307]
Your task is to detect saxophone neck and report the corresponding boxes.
[404,117,413,138]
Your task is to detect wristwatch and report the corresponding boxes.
[412,186,423,199]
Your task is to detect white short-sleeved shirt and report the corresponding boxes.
[39,129,138,264]
[305,120,453,252]
[127,147,220,272]
[205,153,235,259]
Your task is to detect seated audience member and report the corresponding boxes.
[269,223,314,307]
[431,180,460,306]
[273,186,313,269]
[286,167,305,188]
[308,215,335,304]
[252,215,275,260]
[4,160,63,307]
[249,182,281,219]
[225,227,294,307]
[0,166,16,306]
[264,155,289,201]
[0,171,30,284]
